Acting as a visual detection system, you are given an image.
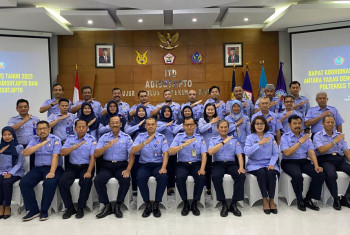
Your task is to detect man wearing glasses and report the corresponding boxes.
[278,95,304,135]
[20,121,63,221]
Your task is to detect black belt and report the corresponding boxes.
[318,153,341,157]
[71,163,89,167]
[103,160,128,164]
[179,161,200,165]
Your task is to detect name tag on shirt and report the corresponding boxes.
[192,150,196,157]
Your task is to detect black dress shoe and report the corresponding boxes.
[75,208,84,219]
[340,196,350,208]
[263,208,271,215]
[270,208,278,214]
[142,202,152,218]
[181,200,190,216]
[297,200,306,211]
[96,203,112,219]
[220,201,228,217]
[333,197,341,210]
[229,202,242,217]
[304,199,319,211]
[153,202,161,218]
[0,215,3,219]
[191,200,200,216]
[62,207,77,219]
[114,203,123,218]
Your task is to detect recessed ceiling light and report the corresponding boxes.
[87,20,93,25]
[244,18,249,22]
[192,18,197,22]
[138,19,143,23]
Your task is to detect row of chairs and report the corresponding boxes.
[11,170,350,214]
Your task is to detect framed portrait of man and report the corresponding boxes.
[95,44,115,68]
[223,43,243,67]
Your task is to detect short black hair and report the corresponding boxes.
[288,115,302,124]
[217,119,229,128]
[183,117,197,126]
[37,120,49,128]
[112,87,121,93]
[52,83,63,90]
[289,81,301,88]
[16,99,29,107]
[138,90,147,97]
[102,48,108,52]
[251,116,269,133]
[163,89,171,95]
[209,86,220,94]
[322,114,335,123]
[109,115,121,123]
[59,98,70,104]
[145,117,156,123]
[283,95,295,103]
[75,119,88,127]
[81,86,92,93]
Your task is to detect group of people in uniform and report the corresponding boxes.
[0,81,350,222]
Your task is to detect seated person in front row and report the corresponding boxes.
[168,117,207,216]
[208,120,245,217]
[20,121,63,221]
[58,120,96,219]
[94,116,134,219]
[313,115,350,210]
[280,115,324,212]
[0,127,24,219]
[130,118,169,218]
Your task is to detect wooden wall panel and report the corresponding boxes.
[58,29,279,107]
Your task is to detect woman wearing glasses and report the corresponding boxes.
[244,116,279,214]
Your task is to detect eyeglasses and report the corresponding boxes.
[109,122,120,125]
[37,127,49,131]
[183,124,195,127]
[255,122,265,126]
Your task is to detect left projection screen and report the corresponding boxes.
[0,35,51,129]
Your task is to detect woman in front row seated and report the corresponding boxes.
[0,126,25,219]
[244,116,280,214]
[208,120,246,217]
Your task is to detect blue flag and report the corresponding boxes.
[242,67,254,103]
[231,66,236,99]
[258,64,267,98]
[275,62,287,102]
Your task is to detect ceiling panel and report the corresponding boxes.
[173,8,220,29]
[61,10,116,29]
[0,7,72,35]
[221,8,274,27]
[117,10,164,30]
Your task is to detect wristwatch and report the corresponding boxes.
[221,141,225,145]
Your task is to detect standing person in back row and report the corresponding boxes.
[40,84,72,117]
[204,86,226,119]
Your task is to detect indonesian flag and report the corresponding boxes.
[73,65,81,104]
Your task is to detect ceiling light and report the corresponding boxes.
[192,18,197,22]
[87,20,93,25]
[244,18,249,22]
[138,19,143,23]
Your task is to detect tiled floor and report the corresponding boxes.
[1,194,350,235]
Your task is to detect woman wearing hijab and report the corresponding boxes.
[77,102,99,139]
[98,100,126,137]
[124,105,148,193]
[0,126,25,219]
[157,105,178,194]
[174,106,195,134]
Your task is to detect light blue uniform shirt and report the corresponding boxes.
[26,134,62,167]
[8,115,40,145]
[277,110,304,134]
[62,133,97,165]
[204,98,226,120]
[209,136,243,162]
[156,121,178,147]
[313,129,348,156]
[103,101,130,119]
[47,113,76,141]
[181,102,204,121]
[305,105,344,134]
[244,133,280,172]
[280,132,314,160]
[170,133,207,162]
[225,115,251,148]
[73,100,102,117]
[198,118,219,147]
[0,145,25,177]
[282,95,310,117]
[226,98,254,118]
[96,131,132,161]
[130,103,155,118]
[255,97,282,114]
[41,98,72,117]
[252,111,282,136]
[132,132,169,164]
[156,102,181,122]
